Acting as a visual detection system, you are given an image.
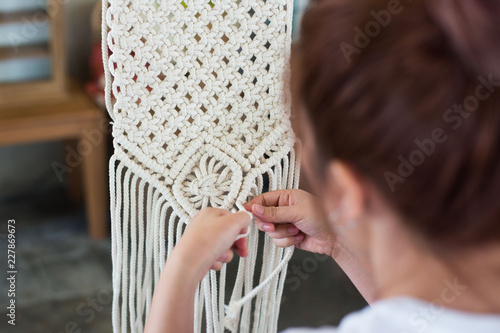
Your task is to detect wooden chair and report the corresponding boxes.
[0,1,108,238]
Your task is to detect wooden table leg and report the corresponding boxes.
[81,118,109,239]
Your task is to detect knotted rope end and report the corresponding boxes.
[224,303,240,332]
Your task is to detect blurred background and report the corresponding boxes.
[0,0,366,332]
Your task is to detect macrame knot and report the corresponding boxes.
[188,173,221,197]
[183,153,234,208]
[224,303,240,332]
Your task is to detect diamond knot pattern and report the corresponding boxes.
[104,1,297,331]
[107,0,294,182]
[173,143,243,215]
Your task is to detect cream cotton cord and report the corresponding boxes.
[102,1,299,332]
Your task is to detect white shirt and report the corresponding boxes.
[282,297,500,333]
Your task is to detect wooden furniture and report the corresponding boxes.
[0,1,109,238]
[0,84,109,239]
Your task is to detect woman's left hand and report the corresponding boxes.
[145,208,251,333]
[172,207,251,281]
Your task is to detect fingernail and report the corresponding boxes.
[254,204,264,215]
[295,234,304,241]
[218,253,227,261]
[263,224,272,232]
[287,226,298,234]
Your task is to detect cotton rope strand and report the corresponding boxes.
[224,204,295,331]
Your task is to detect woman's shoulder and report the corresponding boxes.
[279,300,384,333]
[281,297,500,333]
[280,302,376,333]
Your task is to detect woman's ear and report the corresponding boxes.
[324,161,365,222]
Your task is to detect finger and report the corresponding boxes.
[200,207,232,217]
[251,203,300,224]
[244,190,294,210]
[255,220,275,232]
[210,261,224,271]
[204,213,249,263]
[233,236,248,258]
[216,249,234,264]
[216,212,251,241]
[227,211,252,230]
[263,224,300,239]
[272,233,304,248]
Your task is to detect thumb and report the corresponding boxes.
[222,211,251,236]
[251,204,299,224]
[221,211,251,257]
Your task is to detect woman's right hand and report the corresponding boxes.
[244,189,336,256]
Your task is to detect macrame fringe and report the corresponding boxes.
[109,145,301,333]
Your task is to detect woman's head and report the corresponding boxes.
[293,0,500,249]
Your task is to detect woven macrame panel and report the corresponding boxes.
[103,0,298,332]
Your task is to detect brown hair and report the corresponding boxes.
[293,0,500,247]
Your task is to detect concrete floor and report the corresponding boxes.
[0,189,366,333]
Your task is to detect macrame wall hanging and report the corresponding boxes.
[102,0,299,332]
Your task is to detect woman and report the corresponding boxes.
[145,0,500,332]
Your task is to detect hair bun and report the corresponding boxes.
[427,0,500,78]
